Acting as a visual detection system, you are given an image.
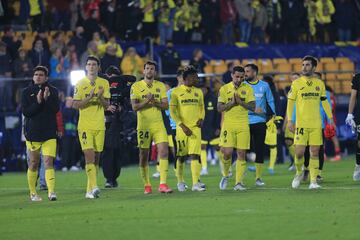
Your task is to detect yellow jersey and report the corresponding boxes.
[130,79,167,129]
[73,76,110,130]
[140,0,155,23]
[218,82,255,128]
[287,76,327,129]
[170,85,205,128]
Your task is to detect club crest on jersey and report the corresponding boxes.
[194,92,198,97]
[315,86,320,91]
[241,90,246,95]
[156,88,160,93]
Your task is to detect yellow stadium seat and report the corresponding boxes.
[320,57,335,63]
[337,73,353,81]
[274,62,292,73]
[241,59,257,66]
[323,62,339,72]
[225,59,241,66]
[325,73,337,81]
[204,64,214,74]
[274,74,289,81]
[214,60,227,74]
[273,58,287,64]
[326,80,341,94]
[335,57,351,63]
[257,59,273,74]
[342,80,352,94]
[339,62,355,72]
[288,58,302,63]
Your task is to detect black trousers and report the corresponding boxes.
[250,123,267,164]
[102,147,122,184]
[61,136,78,168]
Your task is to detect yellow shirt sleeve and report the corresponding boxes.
[130,84,140,101]
[103,80,110,99]
[73,83,83,101]
[199,90,205,120]
[170,90,181,124]
[160,82,167,100]
[246,86,256,103]
[218,86,226,103]
[287,82,297,101]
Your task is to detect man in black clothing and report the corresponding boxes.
[22,66,59,202]
[160,41,181,87]
[199,83,221,175]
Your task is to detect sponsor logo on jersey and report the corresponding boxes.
[156,88,160,93]
[181,99,199,104]
[301,92,320,97]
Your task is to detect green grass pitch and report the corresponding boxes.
[1,157,360,240]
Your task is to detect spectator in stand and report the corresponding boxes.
[49,32,66,54]
[222,61,234,84]
[34,29,50,53]
[0,41,13,111]
[189,48,206,74]
[281,0,306,43]
[69,0,86,30]
[19,0,45,31]
[49,48,70,79]
[80,40,99,68]
[92,31,106,52]
[265,0,282,43]
[83,9,101,41]
[304,0,318,42]
[234,0,254,43]
[187,0,202,43]
[140,0,156,39]
[30,39,50,68]
[160,40,181,86]
[98,34,123,58]
[155,0,176,45]
[47,0,71,30]
[101,45,121,74]
[120,47,144,79]
[61,97,80,172]
[315,0,335,43]
[220,0,237,45]
[68,26,87,60]
[65,42,80,71]
[1,26,22,62]
[199,0,220,45]
[173,0,190,44]
[334,0,356,42]
[252,1,268,44]
[99,0,117,33]
[13,48,34,78]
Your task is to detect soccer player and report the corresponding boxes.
[73,56,110,199]
[345,73,360,181]
[287,56,333,189]
[217,66,256,191]
[22,66,59,201]
[130,60,173,194]
[244,64,275,186]
[170,66,205,191]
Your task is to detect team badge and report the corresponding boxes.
[156,88,160,93]
[194,92,198,97]
[241,90,246,95]
[315,86,320,91]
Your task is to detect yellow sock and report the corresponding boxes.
[309,158,319,183]
[45,168,55,193]
[235,159,246,184]
[288,144,295,159]
[295,155,304,175]
[201,149,207,170]
[159,158,168,184]
[255,163,263,179]
[269,147,277,169]
[191,160,199,185]
[223,159,231,177]
[85,163,97,191]
[27,169,38,195]
[176,159,185,183]
[156,163,160,173]
[139,165,151,186]
[196,160,202,181]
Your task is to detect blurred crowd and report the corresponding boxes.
[1,0,359,46]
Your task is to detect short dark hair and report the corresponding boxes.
[302,55,318,68]
[244,63,259,74]
[183,65,198,79]
[176,68,184,77]
[86,55,100,66]
[144,60,157,70]
[33,66,49,76]
[232,65,244,74]
[105,65,121,76]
